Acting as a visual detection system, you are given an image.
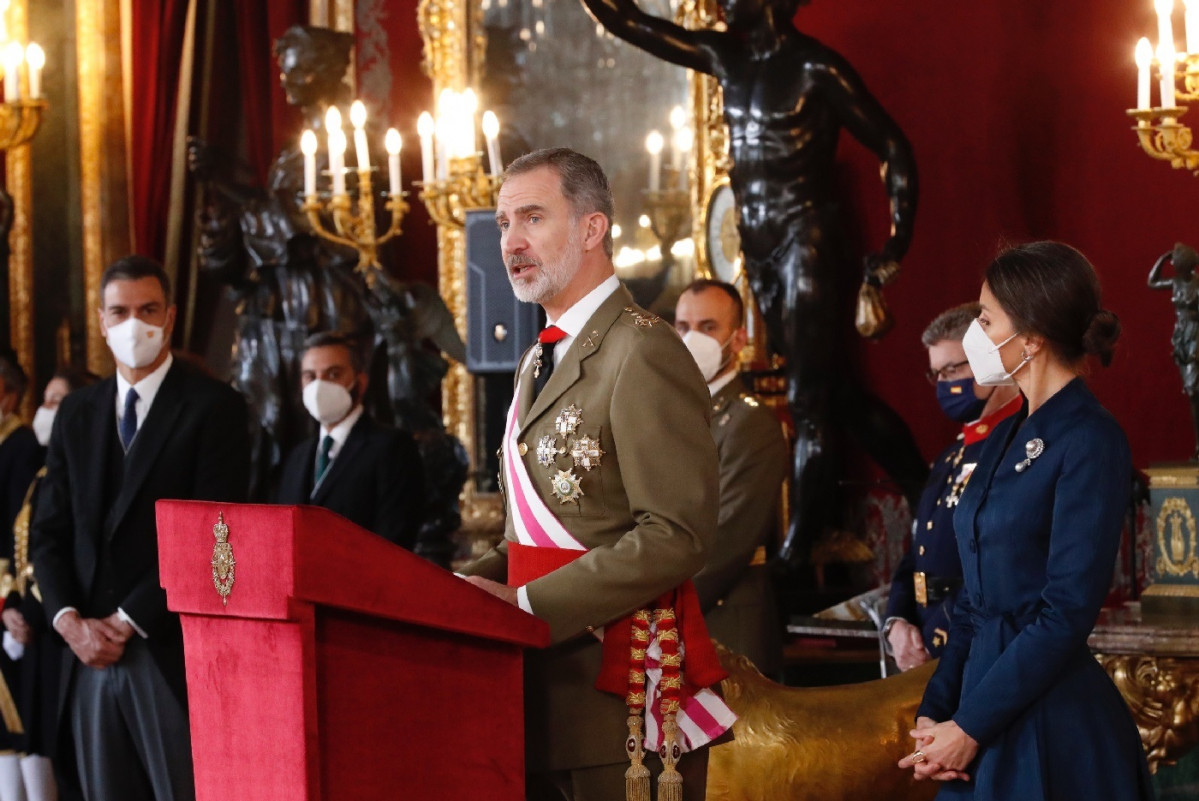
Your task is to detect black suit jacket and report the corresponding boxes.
[31,359,249,701]
[275,413,423,549]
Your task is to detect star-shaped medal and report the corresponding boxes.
[569,435,604,471]
[550,469,584,504]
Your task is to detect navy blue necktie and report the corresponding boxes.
[119,388,139,451]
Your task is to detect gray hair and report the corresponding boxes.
[921,303,981,348]
[503,148,615,258]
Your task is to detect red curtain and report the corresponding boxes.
[128,0,191,261]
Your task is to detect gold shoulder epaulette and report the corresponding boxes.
[739,394,761,408]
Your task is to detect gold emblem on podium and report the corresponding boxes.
[210,512,236,606]
[1156,497,1199,578]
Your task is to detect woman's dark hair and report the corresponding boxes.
[986,241,1120,367]
[52,367,99,392]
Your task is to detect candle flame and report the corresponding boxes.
[350,100,367,130]
[300,129,317,155]
[25,43,43,70]
[669,105,686,131]
[646,130,664,155]
[482,110,500,139]
[3,41,22,71]
[1158,0,1176,15]
[418,111,435,138]
[385,128,402,155]
[325,105,343,132]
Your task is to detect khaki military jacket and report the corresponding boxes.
[694,377,788,676]
[462,284,719,771]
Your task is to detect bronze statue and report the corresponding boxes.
[1149,242,1199,460]
[188,26,468,563]
[579,0,926,560]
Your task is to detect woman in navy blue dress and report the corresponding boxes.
[898,242,1154,799]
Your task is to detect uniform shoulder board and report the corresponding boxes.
[622,306,660,328]
[739,394,761,408]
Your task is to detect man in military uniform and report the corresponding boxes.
[883,304,1021,672]
[674,280,787,677]
[460,148,731,801]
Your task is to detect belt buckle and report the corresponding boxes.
[914,571,928,606]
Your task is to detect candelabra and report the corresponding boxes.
[643,183,691,247]
[417,155,499,229]
[1129,2,1199,174]
[0,97,44,150]
[300,102,409,285]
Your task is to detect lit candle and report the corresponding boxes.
[25,43,43,100]
[350,100,370,172]
[300,129,317,197]
[482,110,502,177]
[323,105,342,194]
[3,42,22,101]
[1160,39,1179,110]
[1137,39,1154,110]
[674,127,693,189]
[385,128,402,196]
[1159,0,1177,57]
[329,129,347,195]
[645,130,663,192]
[1188,0,1199,53]
[417,111,435,183]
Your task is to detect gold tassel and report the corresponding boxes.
[625,714,650,801]
[657,714,683,801]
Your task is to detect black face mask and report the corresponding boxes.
[936,377,986,423]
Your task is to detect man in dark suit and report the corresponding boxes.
[274,332,424,548]
[32,255,249,801]
[674,280,788,678]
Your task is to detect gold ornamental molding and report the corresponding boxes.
[210,512,235,606]
[1099,654,1199,773]
[1156,496,1199,578]
[6,0,32,420]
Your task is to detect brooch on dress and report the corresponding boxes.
[1014,438,1045,473]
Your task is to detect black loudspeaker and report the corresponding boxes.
[464,209,541,372]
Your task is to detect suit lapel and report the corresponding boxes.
[520,286,634,436]
[82,378,117,537]
[311,415,370,504]
[106,363,186,539]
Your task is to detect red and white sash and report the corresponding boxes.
[502,379,736,751]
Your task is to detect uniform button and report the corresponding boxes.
[518,442,528,456]
[919,546,925,556]
[926,521,934,531]
[936,499,941,506]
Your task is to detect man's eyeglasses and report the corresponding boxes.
[925,359,970,385]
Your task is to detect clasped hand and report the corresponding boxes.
[55,611,135,669]
[897,716,978,782]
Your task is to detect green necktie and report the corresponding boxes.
[315,435,335,483]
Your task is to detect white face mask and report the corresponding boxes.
[105,317,166,369]
[302,379,354,427]
[681,330,733,383]
[962,319,1028,386]
[32,406,55,446]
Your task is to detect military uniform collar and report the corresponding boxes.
[710,374,745,414]
[962,393,1023,446]
[548,273,621,339]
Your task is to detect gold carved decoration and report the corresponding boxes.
[6,0,32,420]
[77,0,127,376]
[210,512,235,606]
[1099,654,1199,773]
[1156,496,1199,578]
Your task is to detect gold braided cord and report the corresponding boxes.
[12,467,45,597]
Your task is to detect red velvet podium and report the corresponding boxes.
[157,500,548,801]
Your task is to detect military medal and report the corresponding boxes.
[532,344,545,379]
[1014,438,1045,473]
[550,469,584,504]
[555,404,584,437]
[536,435,561,467]
[569,435,604,471]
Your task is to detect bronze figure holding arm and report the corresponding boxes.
[580,0,925,559]
[1149,242,1199,460]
